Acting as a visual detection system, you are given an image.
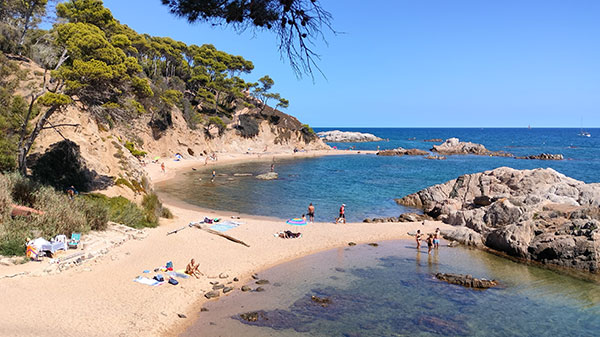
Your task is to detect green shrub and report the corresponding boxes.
[208,116,226,135]
[142,192,173,224]
[83,193,157,229]
[124,141,147,158]
[302,124,315,135]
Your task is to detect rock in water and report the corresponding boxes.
[431,138,511,157]
[255,279,270,285]
[435,273,497,289]
[241,285,251,292]
[376,148,429,156]
[256,172,278,180]
[317,130,383,142]
[515,153,564,160]
[311,295,332,307]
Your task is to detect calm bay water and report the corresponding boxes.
[182,242,600,337]
[157,128,600,222]
[163,128,600,336]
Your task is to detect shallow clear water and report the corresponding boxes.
[182,242,600,337]
[157,128,600,222]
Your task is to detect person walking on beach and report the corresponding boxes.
[307,203,315,223]
[161,162,165,173]
[426,234,434,254]
[336,204,346,224]
[434,228,440,249]
[415,229,422,249]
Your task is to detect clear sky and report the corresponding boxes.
[100,0,599,127]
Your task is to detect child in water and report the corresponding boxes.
[426,234,434,254]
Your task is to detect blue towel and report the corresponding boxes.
[209,223,237,232]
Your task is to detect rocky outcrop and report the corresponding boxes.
[396,167,600,273]
[256,172,278,180]
[317,130,383,143]
[431,138,511,157]
[435,273,498,289]
[376,148,428,156]
[424,138,443,142]
[515,153,564,160]
[363,213,432,223]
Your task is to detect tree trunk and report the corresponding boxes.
[18,6,35,48]
[17,105,58,175]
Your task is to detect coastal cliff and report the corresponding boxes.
[396,167,600,273]
[14,59,328,198]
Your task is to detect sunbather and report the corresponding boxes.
[185,258,203,278]
[275,230,302,239]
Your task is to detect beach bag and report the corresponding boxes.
[168,278,179,285]
[154,274,164,282]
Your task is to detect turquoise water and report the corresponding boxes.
[182,242,600,337]
[157,128,600,222]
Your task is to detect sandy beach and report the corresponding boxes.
[0,150,449,337]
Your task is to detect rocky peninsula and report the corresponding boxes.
[431,138,512,157]
[317,130,383,142]
[396,167,600,273]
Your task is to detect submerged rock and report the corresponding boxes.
[311,295,332,307]
[435,273,498,289]
[255,279,270,285]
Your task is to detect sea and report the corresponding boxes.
[157,128,600,223]
[156,128,600,336]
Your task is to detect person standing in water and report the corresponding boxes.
[271,163,275,172]
[434,228,440,249]
[415,229,422,249]
[426,234,434,254]
[336,204,346,224]
[211,170,216,182]
[307,203,315,223]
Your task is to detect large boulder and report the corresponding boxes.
[317,130,383,142]
[396,167,600,273]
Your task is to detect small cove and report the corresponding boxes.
[182,241,600,337]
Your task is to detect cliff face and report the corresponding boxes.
[16,59,327,198]
[396,167,600,273]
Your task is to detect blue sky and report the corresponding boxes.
[100,0,599,127]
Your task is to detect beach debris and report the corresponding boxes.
[435,273,498,289]
[204,291,220,299]
[347,242,356,246]
[311,295,332,307]
[255,279,269,285]
[177,313,187,318]
[241,285,251,292]
[166,224,191,235]
[255,287,265,292]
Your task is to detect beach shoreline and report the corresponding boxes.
[0,149,451,337]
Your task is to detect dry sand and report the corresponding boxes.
[0,150,450,337]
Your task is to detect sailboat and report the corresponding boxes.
[578,118,591,137]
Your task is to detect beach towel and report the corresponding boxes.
[167,271,189,279]
[209,220,243,232]
[133,276,163,286]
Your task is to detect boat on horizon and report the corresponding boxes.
[578,130,591,137]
